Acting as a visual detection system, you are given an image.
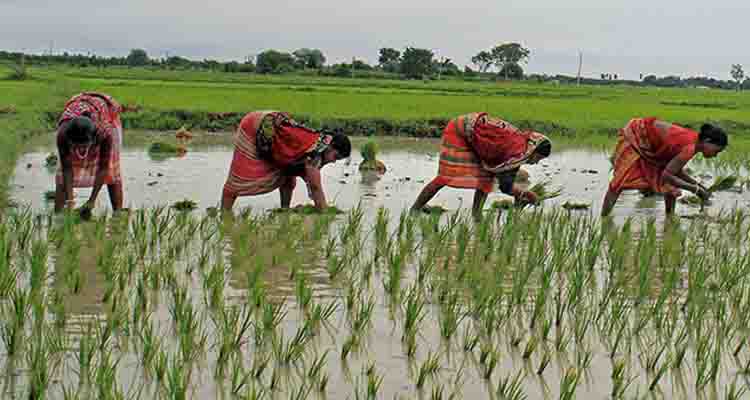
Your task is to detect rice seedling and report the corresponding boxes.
[365,362,385,399]
[402,285,427,355]
[528,180,563,202]
[483,350,499,380]
[163,353,191,400]
[707,174,739,192]
[416,352,441,389]
[350,293,376,336]
[307,300,338,333]
[230,359,253,396]
[725,377,748,400]
[437,288,466,341]
[272,325,310,365]
[522,336,539,359]
[537,351,551,375]
[27,329,65,400]
[213,303,254,378]
[1,287,29,357]
[496,370,526,400]
[260,300,288,335]
[559,368,580,400]
[289,383,313,400]
[94,350,124,400]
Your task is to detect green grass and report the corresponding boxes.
[14,66,750,136]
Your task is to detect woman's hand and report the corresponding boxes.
[694,186,711,201]
[519,190,539,204]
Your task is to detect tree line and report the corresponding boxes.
[1,48,747,90]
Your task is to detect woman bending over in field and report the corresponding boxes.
[411,112,552,219]
[55,92,124,215]
[221,111,351,211]
[601,118,727,216]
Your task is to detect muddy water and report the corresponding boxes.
[8,135,750,400]
[11,136,748,219]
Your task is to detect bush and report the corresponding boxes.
[360,140,378,162]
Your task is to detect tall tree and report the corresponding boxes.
[471,51,493,73]
[293,48,326,69]
[731,64,745,91]
[400,47,434,79]
[378,48,401,73]
[256,50,295,74]
[490,43,530,80]
[126,49,149,67]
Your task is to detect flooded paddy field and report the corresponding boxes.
[4,133,750,399]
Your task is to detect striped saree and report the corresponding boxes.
[433,113,549,193]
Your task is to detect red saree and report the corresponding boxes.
[609,117,698,195]
[55,92,122,188]
[433,113,549,193]
[222,111,325,197]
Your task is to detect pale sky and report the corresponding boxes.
[2,0,748,80]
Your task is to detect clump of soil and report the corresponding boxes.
[172,199,198,211]
[562,201,590,210]
[421,205,449,214]
[149,141,187,156]
[358,140,387,174]
[45,153,58,168]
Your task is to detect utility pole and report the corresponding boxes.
[576,51,583,86]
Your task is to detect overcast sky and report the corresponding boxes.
[2,0,748,80]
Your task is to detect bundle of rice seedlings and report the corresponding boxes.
[43,191,56,201]
[679,195,707,207]
[172,199,198,211]
[359,140,387,173]
[149,142,186,155]
[707,175,738,193]
[562,201,590,210]
[528,181,563,201]
[360,140,378,163]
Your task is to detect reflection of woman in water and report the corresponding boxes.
[55,92,124,214]
[221,111,351,211]
[411,113,551,219]
[601,118,727,216]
